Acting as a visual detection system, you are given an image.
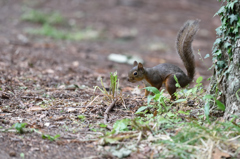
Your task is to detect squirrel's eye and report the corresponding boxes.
[133,71,138,76]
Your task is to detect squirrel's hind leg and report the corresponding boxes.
[165,73,192,100]
[165,75,178,100]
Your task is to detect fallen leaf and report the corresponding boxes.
[27,106,46,112]
[53,116,66,121]
[66,107,82,113]
[212,147,231,159]
[72,61,79,67]
[0,92,10,99]
[44,69,55,74]
[65,84,79,90]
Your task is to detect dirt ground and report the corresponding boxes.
[0,0,222,158]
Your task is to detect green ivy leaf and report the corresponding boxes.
[227,48,232,57]
[215,50,222,56]
[233,27,238,34]
[224,42,231,49]
[214,6,225,17]
[217,61,225,69]
[229,14,238,24]
[213,38,222,46]
[228,2,234,11]
[212,47,218,53]
[227,0,238,11]
[215,26,222,36]
[238,18,240,26]
[222,17,227,26]
[235,34,240,39]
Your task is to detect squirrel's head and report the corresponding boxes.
[128,61,145,83]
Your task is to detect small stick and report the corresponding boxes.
[104,100,117,130]
[86,95,99,109]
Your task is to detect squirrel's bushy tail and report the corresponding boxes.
[176,20,199,79]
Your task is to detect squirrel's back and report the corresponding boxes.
[151,63,186,79]
[176,20,199,79]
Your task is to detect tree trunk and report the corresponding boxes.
[220,40,240,119]
[209,1,240,119]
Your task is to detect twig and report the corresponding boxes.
[137,131,142,145]
[104,100,117,130]
[207,139,214,159]
[86,95,99,109]
[21,96,43,100]
[120,96,127,109]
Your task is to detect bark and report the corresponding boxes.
[222,40,240,119]
[209,40,240,119]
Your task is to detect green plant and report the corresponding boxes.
[42,134,60,141]
[13,123,27,134]
[174,75,204,101]
[104,113,240,158]
[20,153,25,159]
[26,24,99,40]
[236,89,240,101]
[99,123,107,128]
[21,129,61,142]
[21,9,64,25]
[135,87,169,114]
[109,72,119,99]
[190,76,204,95]
[136,76,206,115]
[203,94,225,121]
[112,118,131,133]
[94,71,119,101]
[78,115,86,121]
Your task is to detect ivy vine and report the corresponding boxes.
[212,0,240,73]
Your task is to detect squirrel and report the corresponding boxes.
[127,20,199,100]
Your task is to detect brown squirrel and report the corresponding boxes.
[127,20,199,100]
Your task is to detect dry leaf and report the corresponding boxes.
[212,147,231,159]
[27,106,46,112]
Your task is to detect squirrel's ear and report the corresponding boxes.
[133,61,138,66]
[138,63,143,70]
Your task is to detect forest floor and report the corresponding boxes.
[0,0,239,159]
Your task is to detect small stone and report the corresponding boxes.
[9,151,16,157]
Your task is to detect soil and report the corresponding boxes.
[0,0,221,158]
